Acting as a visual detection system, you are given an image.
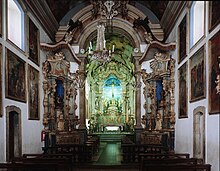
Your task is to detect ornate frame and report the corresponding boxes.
[28,64,40,120]
[29,18,39,65]
[0,44,2,117]
[190,46,206,102]
[0,0,2,37]
[178,62,188,118]
[209,1,220,32]
[178,14,187,63]
[5,48,26,102]
[209,31,220,114]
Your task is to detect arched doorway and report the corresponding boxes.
[6,106,22,161]
[193,106,205,161]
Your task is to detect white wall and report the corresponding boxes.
[0,0,51,161]
[166,2,220,171]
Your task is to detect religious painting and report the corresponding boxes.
[29,18,39,65]
[6,48,26,102]
[209,1,220,32]
[190,46,206,102]
[178,15,187,63]
[0,0,2,37]
[0,44,2,117]
[28,65,40,120]
[209,31,220,114]
[178,62,188,118]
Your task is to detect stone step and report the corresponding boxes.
[99,134,122,142]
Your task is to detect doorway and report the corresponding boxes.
[193,106,205,160]
[6,106,22,161]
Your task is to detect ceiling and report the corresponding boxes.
[22,0,187,42]
[45,0,169,24]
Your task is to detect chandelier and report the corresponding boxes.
[87,23,115,64]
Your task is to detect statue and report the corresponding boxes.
[216,74,220,94]
[57,111,64,131]
[155,112,162,130]
[141,115,147,129]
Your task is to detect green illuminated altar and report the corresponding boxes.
[86,34,136,132]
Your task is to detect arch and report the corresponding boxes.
[78,18,142,50]
[6,105,22,161]
[56,2,164,46]
[193,106,205,161]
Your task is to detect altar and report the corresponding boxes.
[105,126,120,132]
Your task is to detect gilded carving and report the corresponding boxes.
[141,52,176,131]
[42,50,81,145]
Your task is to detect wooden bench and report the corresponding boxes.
[139,153,211,171]
[139,153,190,160]
[7,154,74,171]
[121,144,168,163]
[141,163,211,171]
[44,144,93,162]
[0,162,65,171]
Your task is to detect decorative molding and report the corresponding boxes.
[40,42,81,64]
[23,0,59,41]
[160,1,187,40]
[140,41,176,63]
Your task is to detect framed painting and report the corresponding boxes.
[29,18,39,65]
[178,15,187,63]
[28,65,40,120]
[190,46,206,102]
[209,31,220,114]
[209,1,220,32]
[5,48,26,102]
[0,0,2,37]
[178,62,188,118]
[0,44,2,117]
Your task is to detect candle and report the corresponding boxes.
[104,40,106,49]
[112,45,115,52]
[90,41,92,49]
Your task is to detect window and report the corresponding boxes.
[190,1,205,48]
[7,0,24,50]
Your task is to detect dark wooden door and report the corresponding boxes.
[9,111,18,161]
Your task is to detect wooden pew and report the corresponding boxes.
[139,153,211,171]
[0,162,61,171]
[9,154,73,171]
[141,163,211,171]
[44,144,93,163]
[139,153,190,160]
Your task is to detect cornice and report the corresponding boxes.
[139,41,176,63]
[23,0,59,42]
[160,1,187,41]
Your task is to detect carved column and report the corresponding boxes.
[65,84,71,131]
[134,56,142,128]
[134,55,143,144]
[162,79,170,129]
[78,56,86,129]
[43,80,49,130]
[42,61,50,131]
[50,80,56,131]
[169,58,176,129]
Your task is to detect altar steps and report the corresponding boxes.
[75,163,139,171]
[99,133,122,142]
